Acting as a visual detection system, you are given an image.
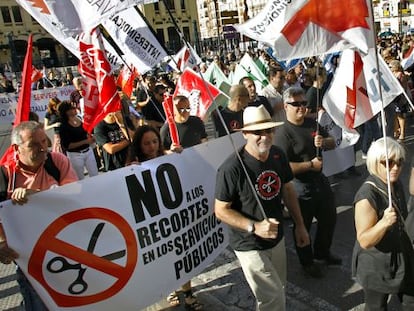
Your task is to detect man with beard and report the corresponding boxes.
[215,105,309,311]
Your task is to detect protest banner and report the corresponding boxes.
[0,133,245,310]
[0,86,75,129]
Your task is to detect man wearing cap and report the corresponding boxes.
[215,105,309,311]
[212,85,250,137]
[274,87,341,279]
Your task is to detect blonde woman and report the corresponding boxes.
[352,137,414,310]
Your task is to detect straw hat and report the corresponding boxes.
[239,105,283,131]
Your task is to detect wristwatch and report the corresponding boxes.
[247,221,255,234]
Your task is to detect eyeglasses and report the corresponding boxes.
[246,128,274,136]
[380,158,403,168]
[177,107,191,113]
[286,101,308,107]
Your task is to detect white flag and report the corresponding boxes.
[168,45,202,72]
[235,0,374,60]
[15,0,149,36]
[323,48,404,131]
[102,7,168,74]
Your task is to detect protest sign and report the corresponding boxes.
[0,133,245,310]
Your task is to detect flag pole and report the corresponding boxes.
[162,0,270,221]
[368,1,393,209]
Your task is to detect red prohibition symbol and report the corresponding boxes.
[28,207,138,307]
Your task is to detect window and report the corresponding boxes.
[164,0,175,11]
[180,0,186,11]
[31,16,39,24]
[1,7,12,24]
[154,2,159,11]
[12,6,22,24]
[156,29,165,45]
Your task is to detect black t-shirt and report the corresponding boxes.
[60,122,89,152]
[94,120,128,171]
[215,145,293,251]
[352,175,414,294]
[44,112,61,134]
[249,95,274,117]
[160,116,207,149]
[305,86,324,113]
[212,107,243,138]
[141,96,165,123]
[274,118,328,182]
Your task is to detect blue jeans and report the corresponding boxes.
[16,267,49,311]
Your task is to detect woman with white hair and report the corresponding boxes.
[352,137,414,310]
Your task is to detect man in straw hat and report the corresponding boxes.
[215,105,309,311]
[275,87,341,279]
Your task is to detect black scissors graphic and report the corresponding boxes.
[46,223,126,295]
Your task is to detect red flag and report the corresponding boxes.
[78,28,121,133]
[116,65,139,98]
[162,94,180,147]
[173,68,221,120]
[0,35,33,166]
[31,66,43,83]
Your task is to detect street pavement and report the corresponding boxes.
[1,123,414,310]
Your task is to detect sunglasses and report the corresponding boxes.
[246,128,274,136]
[286,101,309,107]
[380,158,403,168]
[177,107,191,113]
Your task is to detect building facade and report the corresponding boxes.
[0,0,78,72]
[138,0,200,54]
[373,0,414,34]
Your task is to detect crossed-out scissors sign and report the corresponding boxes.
[28,208,138,307]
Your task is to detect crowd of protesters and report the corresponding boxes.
[1,33,414,310]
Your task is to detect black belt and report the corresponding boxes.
[70,147,90,153]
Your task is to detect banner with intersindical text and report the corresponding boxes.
[0,133,245,310]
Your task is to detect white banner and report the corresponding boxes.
[0,85,75,129]
[102,7,168,74]
[0,133,245,310]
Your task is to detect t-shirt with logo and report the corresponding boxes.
[215,145,293,251]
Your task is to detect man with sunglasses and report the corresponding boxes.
[274,87,341,279]
[215,105,309,311]
[160,95,207,153]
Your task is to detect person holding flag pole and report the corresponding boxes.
[215,105,309,311]
[351,8,414,308]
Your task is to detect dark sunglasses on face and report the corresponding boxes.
[247,128,274,136]
[287,101,309,107]
[178,107,191,113]
[380,158,403,168]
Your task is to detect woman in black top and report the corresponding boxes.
[58,101,98,180]
[44,97,64,153]
[352,137,414,310]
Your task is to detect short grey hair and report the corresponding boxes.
[366,137,406,176]
[283,87,305,101]
[11,121,43,145]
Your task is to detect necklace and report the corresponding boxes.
[70,118,80,126]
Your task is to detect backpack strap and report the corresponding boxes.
[44,153,60,183]
[0,166,7,202]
